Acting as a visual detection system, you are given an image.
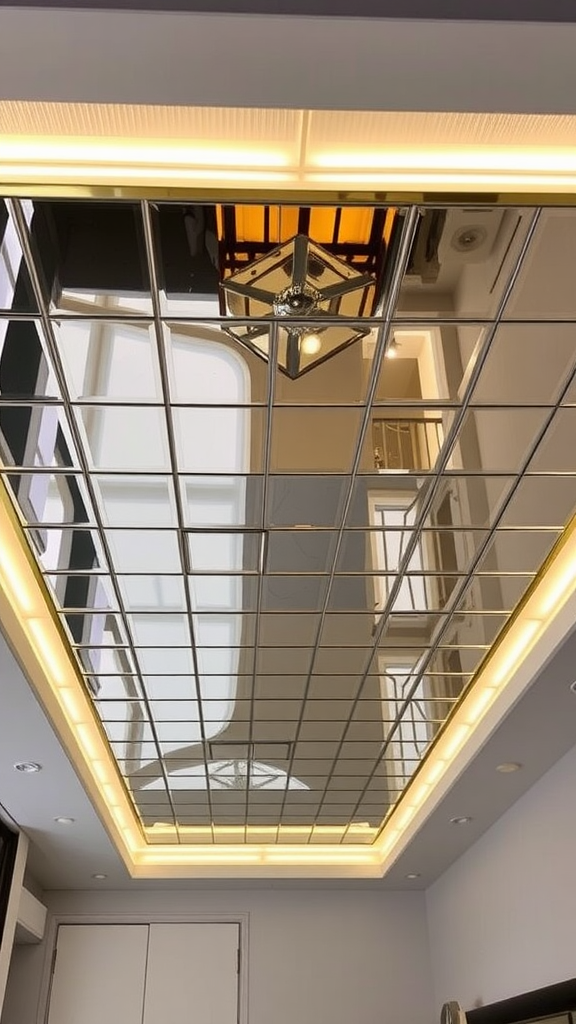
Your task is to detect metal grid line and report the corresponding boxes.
[244,322,278,832]
[3,196,576,843]
[306,209,545,832]
[7,197,180,835]
[310,215,576,832]
[140,200,216,839]
[4,308,576,327]
[343,346,576,837]
[274,207,421,835]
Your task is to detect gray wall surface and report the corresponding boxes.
[2,888,434,1024]
[426,741,576,1013]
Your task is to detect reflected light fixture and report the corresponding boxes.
[221,234,376,379]
[386,337,400,359]
[14,761,42,773]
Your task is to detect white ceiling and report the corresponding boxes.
[1,10,576,114]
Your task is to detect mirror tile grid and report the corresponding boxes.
[1,197,576,844]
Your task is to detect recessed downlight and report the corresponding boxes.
[92,873,107,880]
[405,872,421,879]
[54,816,75,825]
[14,761,42,773]
[450,816,472,826]
[496,762,522,773]
[569,680,576,694]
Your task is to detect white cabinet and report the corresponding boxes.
[47,924,149,1024]
[47,922,240,1024]
[143,923,239,1024]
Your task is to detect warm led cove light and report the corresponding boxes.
[441,723,470,761]
[489,619,541,687]
[0,546,35,615]
[27,618,67,686]
[538,558,576,617]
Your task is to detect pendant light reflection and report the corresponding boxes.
[221,233,377,379]
[386,337,400,359]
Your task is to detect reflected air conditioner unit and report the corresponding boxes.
[438,209,503,265]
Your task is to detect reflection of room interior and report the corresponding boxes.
[1,198,575,841]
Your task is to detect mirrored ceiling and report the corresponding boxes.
[1,196,576,846]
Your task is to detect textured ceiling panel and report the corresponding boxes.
[3,102,576,149]
[306,110,576,149]
[0,102,303,143]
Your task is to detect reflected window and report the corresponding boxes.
[369,493,428,613]
[380,662,430,785]
[142,759,308,792]
[77,325,250,766]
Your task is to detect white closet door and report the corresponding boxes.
[142,922,239,1024]
[47,924,149,1024]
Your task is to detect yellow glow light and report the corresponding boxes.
[305,172,576,193]
[464,686,497,724]
[0,546,35,615]
[301,333,322,355]
[59,687,87,725]
[111,805,130,831]
[102,783,121,807]
[27,618,67,686]
[421,760,446,787]
[440,723,470,761]
[410,783,431,807]
[537,556,576,617]
[122,827,139,853]
[375,829,400,855]
[137,847,263,864]
[0,138,291,168]
[394,804,416,831]
[0,163,294,185]
[76,722,100,762]
[91,760,109,785]
[312,147,576,174]
[263,848,378,864]
[489,619,541,687]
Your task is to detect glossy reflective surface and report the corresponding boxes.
[2,197,576,843]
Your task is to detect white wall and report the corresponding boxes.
[2,887,434,1024]
[0,831,28,1019]
[426,741,576,1013]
